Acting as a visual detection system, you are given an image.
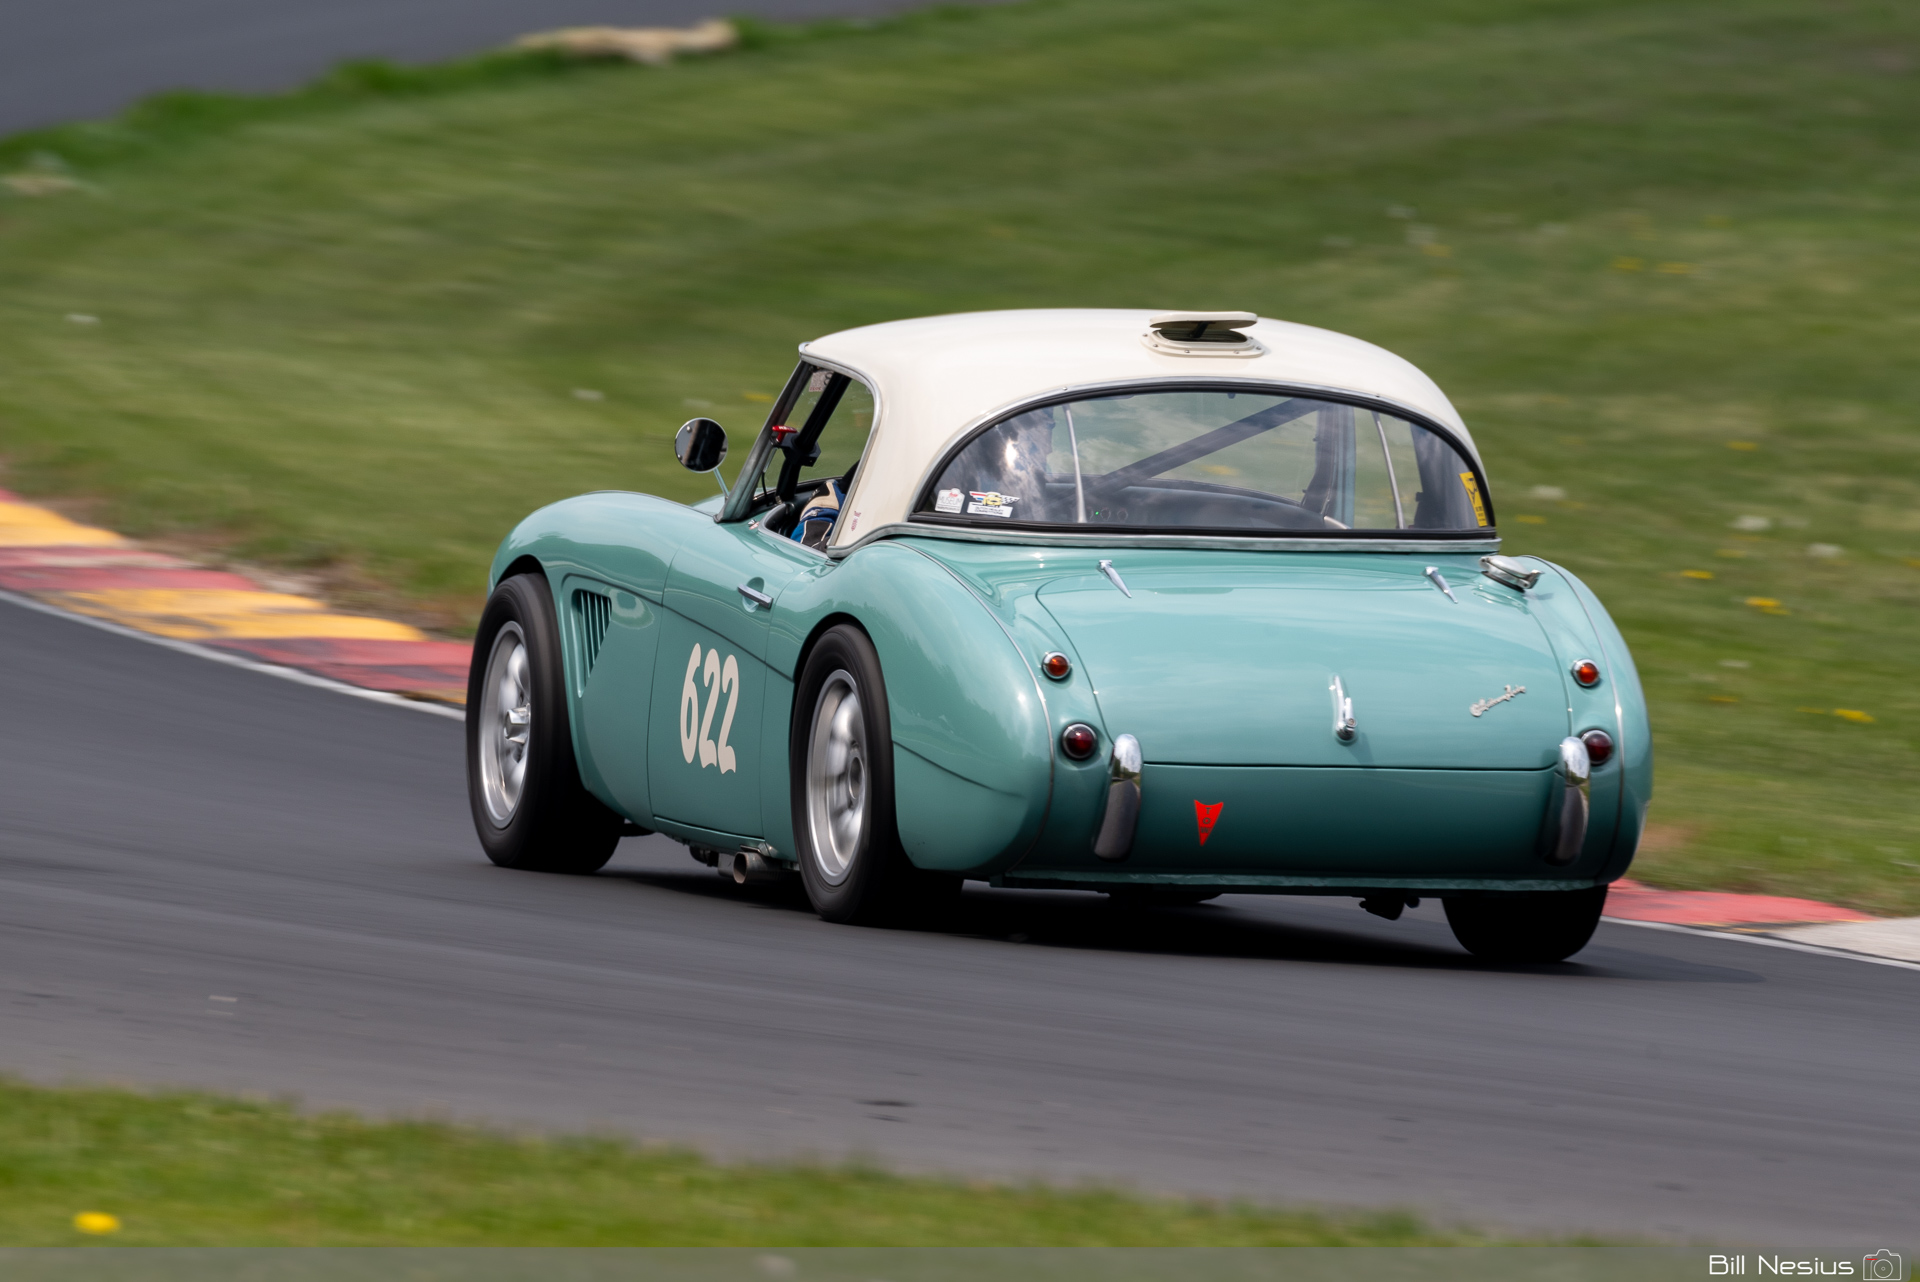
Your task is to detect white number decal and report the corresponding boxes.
[717,654,739,774]
[681,641,742,775]
[678,643,703,764]
[698,647,721,768]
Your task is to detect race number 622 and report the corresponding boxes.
[679,643,739,773]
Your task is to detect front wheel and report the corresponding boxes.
[791,624,936,923]
[1443,886,1607,962]
[466,573,621,874]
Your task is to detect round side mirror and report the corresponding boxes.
[674,418,728,473]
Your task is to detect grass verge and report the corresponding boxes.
[0,1080,1470,1246]
[0,0,1915,909]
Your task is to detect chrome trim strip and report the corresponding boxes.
[1098,558,1133,598]
[1373,409,1406,530]
[1424,565,1458,602]
[827,523,1502,558]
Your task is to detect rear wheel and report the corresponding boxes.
[792,624,943,923]
[466,573,621,873]
[1443,886,1607,962]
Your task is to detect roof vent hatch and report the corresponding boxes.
[1143,311,1265,358]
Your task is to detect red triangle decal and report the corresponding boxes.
[1194,801,1224,846]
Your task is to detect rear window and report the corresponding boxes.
[916,389,1489,534]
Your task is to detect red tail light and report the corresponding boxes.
[1061,723,1098,760]
[1572,659,1602,688]
[1581,729,1614,766]
[1041,651,1072,680]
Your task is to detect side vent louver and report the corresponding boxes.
[572,589,612,675]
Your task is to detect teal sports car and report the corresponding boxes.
[465,310,1650,961]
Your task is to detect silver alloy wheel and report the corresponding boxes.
[806,669,867,886]
[478,621,531,827]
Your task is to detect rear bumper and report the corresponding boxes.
[1008,762,1623,885]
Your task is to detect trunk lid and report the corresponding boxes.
[1037,557,1569,769]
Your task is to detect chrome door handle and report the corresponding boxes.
[736,584,773,608]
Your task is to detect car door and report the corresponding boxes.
[645,368,873,842]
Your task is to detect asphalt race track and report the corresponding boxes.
[1,595,1916,1244]
[0,0,940,137]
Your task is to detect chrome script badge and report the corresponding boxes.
[1470,684,1526,718]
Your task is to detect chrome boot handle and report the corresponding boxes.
[1330,675,1358,743]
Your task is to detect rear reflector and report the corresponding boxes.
[1581,729,1615,766]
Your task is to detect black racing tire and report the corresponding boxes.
[1443,886,1607,962]
[790,624,936,924]
[465,572,621,874]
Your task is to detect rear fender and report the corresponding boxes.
[769,543,1055,876]
[1524,557,1652,879]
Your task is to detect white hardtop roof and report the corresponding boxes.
[801,309,1478,548]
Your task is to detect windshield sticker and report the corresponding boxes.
[1459,472,1490,526]
[967,491,1015,517]
[934,488,964,514]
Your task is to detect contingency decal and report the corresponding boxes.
[1458,471,1490,527]
[934,488,964,514]
[967,491,1015,518]
[1194,801,1224,846]
[1469,684,1525,718]
[678,642,740,772]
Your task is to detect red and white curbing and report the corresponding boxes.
[1605,879,1920,968]
[2,490,1913,964]
[0,489,469,714]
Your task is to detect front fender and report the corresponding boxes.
[770,542,1054,876]
[486,492,707,816]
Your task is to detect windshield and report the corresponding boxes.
[916,389,1490,534]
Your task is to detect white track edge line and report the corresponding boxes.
[1604,916,1920,972]
[8,586,1911,965]
[0,586,465,721]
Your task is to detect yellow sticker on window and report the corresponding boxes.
[1459,472,1490,527]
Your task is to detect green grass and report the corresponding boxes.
[0,0,1915,910]
[0,1080,1467,1245]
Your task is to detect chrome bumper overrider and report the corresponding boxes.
[1545,735,1592,866]
[1093,733,1142,861]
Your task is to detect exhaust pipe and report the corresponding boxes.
[729,846,788,884]
[1093,733,1143,861]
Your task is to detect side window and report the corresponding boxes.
[752,366,875,548]
[799,377,873,491]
